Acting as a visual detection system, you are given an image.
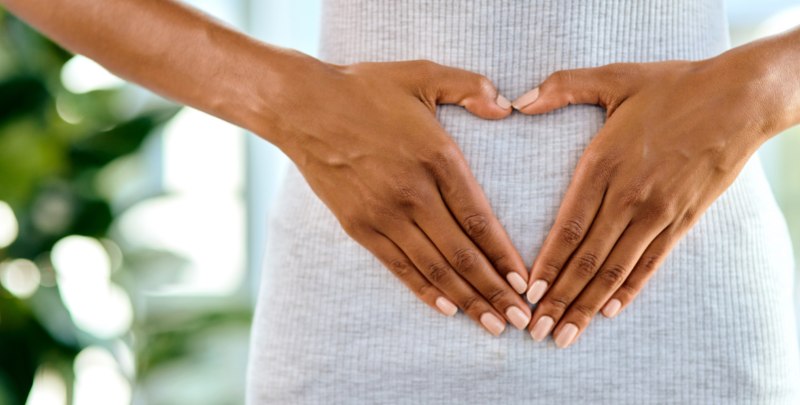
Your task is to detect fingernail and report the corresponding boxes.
[505,306,530,330]
[526,279,547,304]
[480,312,506,336]
[554,323,578,349]
[602,298,622,318]
[530,315,554,342]
[496,94,512,109]
[511,87,539,110]
[507,272,527,295]
[436,297,458,316]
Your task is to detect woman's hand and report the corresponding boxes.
[513,29,800,347]
[271,58,532,335]
[1,0,532,336]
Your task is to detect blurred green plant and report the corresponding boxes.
[0,7,179,404]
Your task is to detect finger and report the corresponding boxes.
[552,221,668,348]
[423,141,530,295]
[526,154,610,305]
[432,65,513,119]
[387,225,509,336]
[528,202,629,343]
[398,60,512,119]
[601,227,680,319]
[512,64,640,115]
[416,197,532,330]
[362,232,458,317]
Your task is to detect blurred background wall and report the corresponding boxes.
[0,1,797,404]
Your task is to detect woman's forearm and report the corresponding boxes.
[721,26,800,138]
[1,0,309,146]
[2,0,540,335]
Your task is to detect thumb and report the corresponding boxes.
[423,63,513,120]
[512,63,639,116]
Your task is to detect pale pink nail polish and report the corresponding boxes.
[496,94,512,109]
[505,306,530,330]
[526,280,548,304]
[480,312,506,336]
[507,272,528,295]
[554,323,578,348]
[602,299,622,318]
[511,87,539,109]
[436,297,458,316]
[530,315,554,342]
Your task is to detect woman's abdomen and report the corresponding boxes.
[246,104,800,404]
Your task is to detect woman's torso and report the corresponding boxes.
[246,1,800,403]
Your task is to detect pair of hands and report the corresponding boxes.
[275,43,785,346]
[5,0,794,350]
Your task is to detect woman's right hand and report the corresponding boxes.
[0,0,530,335]
[266,57,531,335]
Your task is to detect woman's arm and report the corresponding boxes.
[515,26,800,347]
[2,0,533,334]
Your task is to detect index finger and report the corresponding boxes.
[424,144,529,295]
[526,153,610,304]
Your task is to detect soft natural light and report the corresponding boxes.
[162,108,245,194]
[116,194,245,295]
[0,201,19,249]
[51,236,111,286]
[25,367,67,405]
[61,55,125,94]
[0,259,41,299]
[756,6,800,37]
[73,346,131,405]
[51,236,133,338]
[109,106,247,295]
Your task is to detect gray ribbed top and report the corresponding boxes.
[246,1,800,404]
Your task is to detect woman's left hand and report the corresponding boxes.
[512,31,800,348]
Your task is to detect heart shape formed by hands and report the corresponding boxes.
[284,35,797,344]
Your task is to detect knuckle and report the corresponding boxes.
[582,150,619,181]
[390,182,425,210]
[547,295,570,312]
[568,303,595,320]
[417,281,435,296]
[619,283,640,298]
[546,70,571,88]
[681,206,699,226]
[618,182,650,210]
[598,263,628,287]
[420,143,461,176]
[641,197,673,222]
[388,258,416,279]
[475,75,495,94]
[485,287,506,305]
[452,248,480,275]
[411,59,439,83]
[573,252,601,278]
[539,261,563,280]
[339,215,368,238]
[556,219,586,245]
[490,253,511,273]
[640,255,662,273]
[426,261,452,284]
[460,294,480,312]
[462,213,491,239]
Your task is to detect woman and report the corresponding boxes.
[5,0,799,403]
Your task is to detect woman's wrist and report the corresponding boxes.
[227,44,332,150]
[705,27,800,143]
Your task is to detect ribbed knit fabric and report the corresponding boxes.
[245,1,800,403]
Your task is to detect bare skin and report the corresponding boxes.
[1,0,533,335]
[5,0,799,345]
[515,27,800,348]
